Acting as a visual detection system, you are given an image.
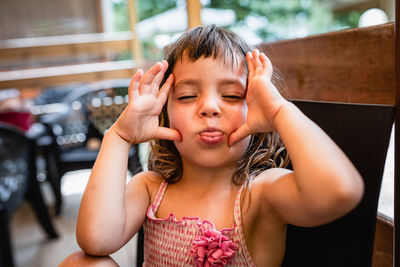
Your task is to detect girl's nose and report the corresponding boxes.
[199,94,221,117]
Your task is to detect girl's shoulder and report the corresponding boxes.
[242,168,292,214]
[253,167,292,187]
[130,170,164,184]
[129,171,165,203]
[133,170,164,183]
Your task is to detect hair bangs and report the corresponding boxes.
[164,25,249,72]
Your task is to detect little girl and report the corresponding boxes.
[61,25,364,266]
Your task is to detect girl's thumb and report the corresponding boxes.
[156,127,182,142]
[229,124,251,147]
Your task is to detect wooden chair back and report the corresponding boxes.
[282,100,395,267]
[258,22,397,267]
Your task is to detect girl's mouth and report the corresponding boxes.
[199,130,224,145]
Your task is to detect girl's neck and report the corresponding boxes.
[178,160,236,191]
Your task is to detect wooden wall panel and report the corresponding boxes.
[259,23,395,105]
[0,32,132,61]
[0,0,101,40]
[0,61,137,89]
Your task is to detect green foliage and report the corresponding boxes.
[137,0,177,21]
[113,2,129,31]
[112,0,177,32]
[111,0,365,59]
[333,10,363,29]
[207,0,344,41]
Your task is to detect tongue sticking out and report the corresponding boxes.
[199,131,224,145]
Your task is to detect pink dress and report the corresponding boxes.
[143,181,256,266]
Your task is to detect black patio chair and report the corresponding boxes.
[33,83,87,107]
[40,79,142,214]
[0,122,58,267]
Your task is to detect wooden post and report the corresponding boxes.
[127,0,143,65]
[186,0,202,29]
[96,0,105,33]
[394,0,399,266]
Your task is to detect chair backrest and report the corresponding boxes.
[281,100,395,267]
[40,79,130,150]
[34,83,87,106]
[258,21,397,266]
[0,122,32,213]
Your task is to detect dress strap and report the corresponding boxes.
[151,180,168,213]
[234,183,256,267]
[233,184,244,227]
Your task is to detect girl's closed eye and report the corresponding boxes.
[221,90,245,102]
[177,95,197,101]
[220,82,246,102]
[222,94,243,101]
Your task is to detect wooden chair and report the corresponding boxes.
[281,100,395,267]
[259,21,398,266]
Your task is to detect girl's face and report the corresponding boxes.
[167,56,251,170]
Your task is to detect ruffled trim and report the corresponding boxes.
[146,203,237,233]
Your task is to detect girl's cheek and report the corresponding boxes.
[233,104,248,127]
[167,111,183,132]
[241,103,248,120]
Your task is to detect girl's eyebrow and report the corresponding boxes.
[175,78,244,86]
[174,79,199,89]
[218,78,246,89]
[219,78,244,85]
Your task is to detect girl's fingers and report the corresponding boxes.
[156,127,182,142]
[252,49,262,70]
[151,61,168,95]
[139,62,163,94]
[259,53,273,79]
[228,124,251,147]
[129,69,143,101]
[157,74,174,105]
[153,61,168,85]
[246,52,255,81]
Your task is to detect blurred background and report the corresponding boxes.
[0,0,395,266]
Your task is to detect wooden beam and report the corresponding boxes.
[372,214,394,267]
[96,0,105,33]
[127,0,143,64]
[0,32,133,61]
[0,60,137,89]
[186,0,202,29]
[259,23,395,105]
[394,0,399,265]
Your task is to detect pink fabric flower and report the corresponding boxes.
[190,228,238,266]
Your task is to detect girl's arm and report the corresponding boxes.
[230,50,364,227]
[76,61,180,255]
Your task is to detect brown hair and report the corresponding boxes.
[148,25,289,185]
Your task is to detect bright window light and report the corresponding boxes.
[358,8,389,27]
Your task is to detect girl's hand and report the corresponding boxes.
[111,61,181,144]
[229,50,287,146]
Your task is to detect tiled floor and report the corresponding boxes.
[11,135,395,267]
